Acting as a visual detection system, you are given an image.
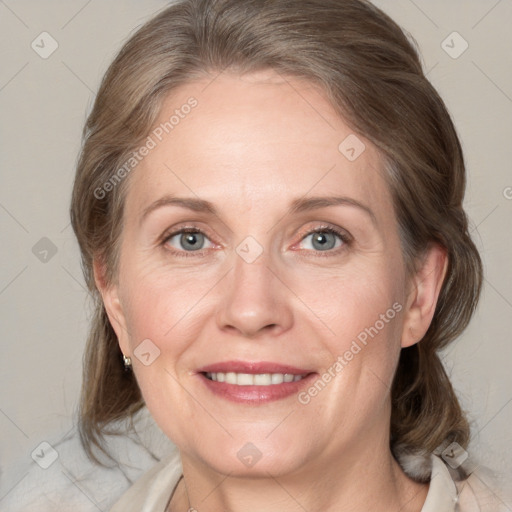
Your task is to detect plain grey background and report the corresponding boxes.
[1,0,511,503]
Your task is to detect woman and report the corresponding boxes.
[70,0,508,510]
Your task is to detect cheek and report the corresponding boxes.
[293,260,405,404]
[119,272,208,441]
[120,258,219,343]
[297,262,404,343]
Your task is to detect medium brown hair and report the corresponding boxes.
[70,0,482,468]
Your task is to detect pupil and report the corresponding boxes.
[313,232,335,251]
[182,232,203,251]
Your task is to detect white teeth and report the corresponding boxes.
[253,373,271,385]
[271,373,284,384]
[205,372,305,386]
[225,372,237,384]
[237,373,254,385]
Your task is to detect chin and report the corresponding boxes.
[188,431,312,478]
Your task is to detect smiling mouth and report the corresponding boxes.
[198,370,314,404]
[203,372,306,385]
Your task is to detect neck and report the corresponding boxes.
[169,436,429,512]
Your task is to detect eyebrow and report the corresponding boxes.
[140,194,377,226]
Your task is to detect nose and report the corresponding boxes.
[215,247,294,339]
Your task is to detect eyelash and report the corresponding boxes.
[161,225,351,258]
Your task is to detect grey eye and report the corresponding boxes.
[166,230,213,252]
[300,230,343,251]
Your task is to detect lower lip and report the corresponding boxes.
[197,372,317,404]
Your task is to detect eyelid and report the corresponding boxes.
[295,222,351,243]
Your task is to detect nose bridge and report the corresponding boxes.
[215,242,293,337]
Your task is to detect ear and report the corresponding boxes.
[93,257,131,356]
[400,243,448,348]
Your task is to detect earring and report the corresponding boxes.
[123,354,132,371]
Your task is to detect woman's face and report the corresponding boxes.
[101,70,419,477]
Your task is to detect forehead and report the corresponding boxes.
[124,71,392,224]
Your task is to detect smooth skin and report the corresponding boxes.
[95,70,447,511]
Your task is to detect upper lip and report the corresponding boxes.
[197,360,314,375]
